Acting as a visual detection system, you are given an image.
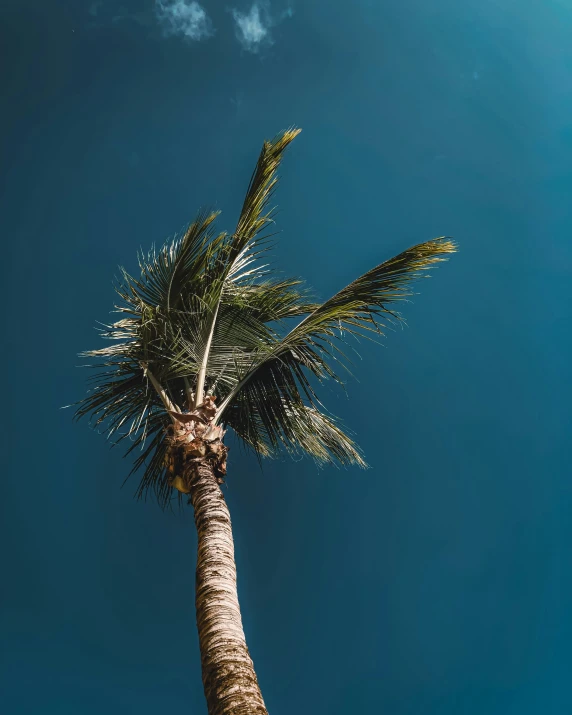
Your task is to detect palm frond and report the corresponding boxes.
[191,129,302,405]
[223,358,365,468]
[215,237,456,421]
[231,127,302,262]
[118,209,222,312]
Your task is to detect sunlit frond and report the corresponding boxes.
[232,127,302,261]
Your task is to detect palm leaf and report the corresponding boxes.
[215,237,456,422]
[231,127,302,262]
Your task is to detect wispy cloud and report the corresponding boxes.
[87,0,292,50]
[231,2,293,53]
[155,0,214,41]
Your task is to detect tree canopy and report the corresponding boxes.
[76,128,456,507]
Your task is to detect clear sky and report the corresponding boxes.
[1,0,570,713]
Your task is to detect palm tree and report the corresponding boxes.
[76,128,456,715]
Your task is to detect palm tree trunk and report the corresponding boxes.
[188,460,268,715]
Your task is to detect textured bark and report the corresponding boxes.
[188,460,268,715]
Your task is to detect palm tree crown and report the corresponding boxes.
[76,128,456,507]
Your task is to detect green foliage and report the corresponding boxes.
[75,128,456,506]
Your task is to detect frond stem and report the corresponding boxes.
[194,301,220,408]
[141,363,179,420]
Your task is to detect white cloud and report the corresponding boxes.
[155,0,213,41]
[233,5,268,50]
[231,2,293,53]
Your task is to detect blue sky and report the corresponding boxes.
[1,1,571,713]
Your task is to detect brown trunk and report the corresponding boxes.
[188,459,268,715]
